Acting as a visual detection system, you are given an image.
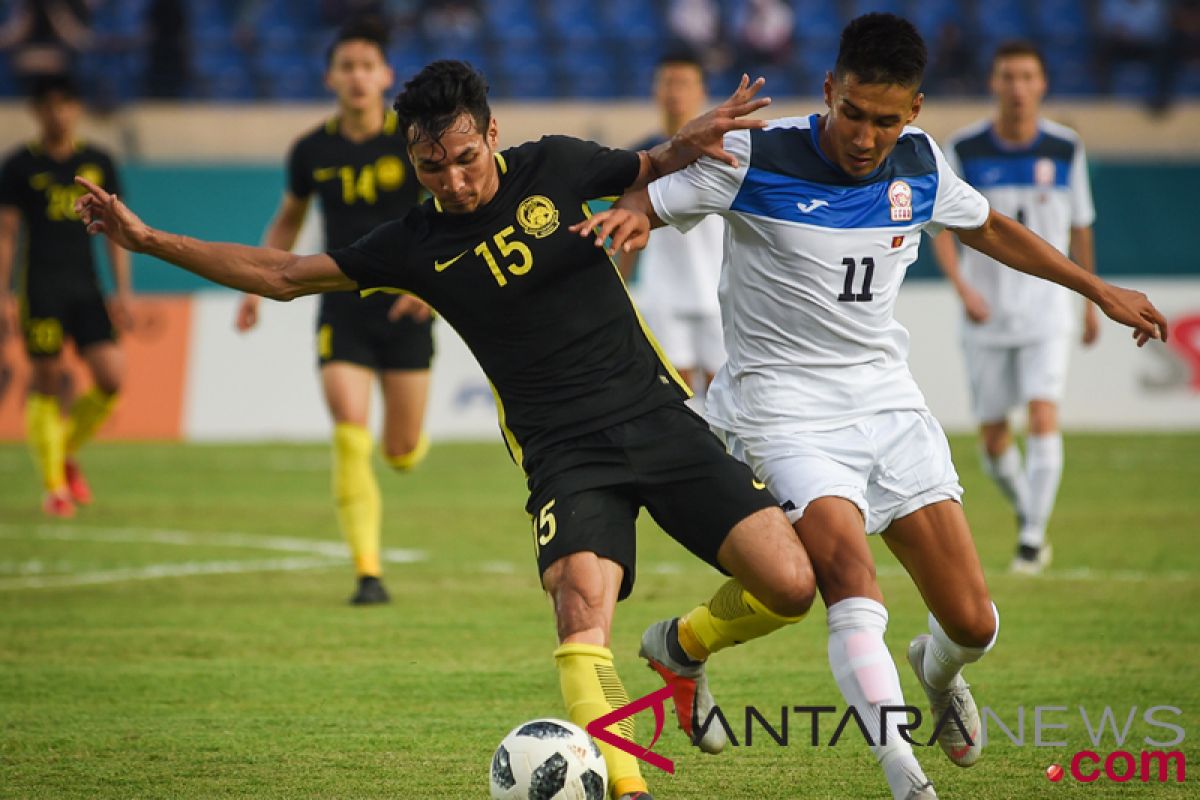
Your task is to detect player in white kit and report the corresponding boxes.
[622,50,727,403]
[575,14,1167,800]
[933,41,1099,574]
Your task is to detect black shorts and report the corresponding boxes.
[20,282,115,358]
[525,402,778,600]
[316,292,434,371]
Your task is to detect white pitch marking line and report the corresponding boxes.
[0,524,426,565]
[0,555,340,590]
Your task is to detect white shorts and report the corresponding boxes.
[963,336,1070,423]
[716,409,963,534]
[646,309,726,376]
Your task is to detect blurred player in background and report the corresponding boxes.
[235,20,433,605]
[933,41,1098,575]
[584,13,1166,799]
[74,63,818,800]
[0,74,131,518]
[620,50,726,407]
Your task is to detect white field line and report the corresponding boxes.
[0,524,427,591]
[0,556,339,590]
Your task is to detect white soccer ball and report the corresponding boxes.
[489,718,608,800]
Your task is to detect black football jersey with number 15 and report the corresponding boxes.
[329,135,690,467]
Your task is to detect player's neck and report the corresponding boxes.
[40,133,75,161]
[338,104,386,142]
[993,114,1039,146]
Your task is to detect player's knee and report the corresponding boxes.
[947,601,998,650]
[758,574,815,619]
[384,433,429,471]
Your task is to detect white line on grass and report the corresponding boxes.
[0,555,340,590]
[0,524,425,564]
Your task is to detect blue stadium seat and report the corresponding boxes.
[792,0,844,41]
[1110,63,1156,100]
[601,0,664,48]
[906,0,966,40]
[555,50,620,100]
[1177,62,1200,97]
[975,0,1031,41]
[493,50,556,99]
[1033,0,1089,40]
[847,0,904,18]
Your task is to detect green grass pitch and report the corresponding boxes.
[1,434,1198,799]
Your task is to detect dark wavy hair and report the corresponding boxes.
[325,17,389,66]
[835,13,927,88]
[392,60,491,148]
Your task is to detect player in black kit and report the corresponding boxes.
[0,75,132,518]
[74,62,816,800]
[234,21,433,605]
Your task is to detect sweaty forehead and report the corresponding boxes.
[836,75,917,117]
[409,125,484,166]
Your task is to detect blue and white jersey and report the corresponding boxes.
[648,115,989,433]
[946,119,1095,345]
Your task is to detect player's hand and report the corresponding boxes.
[1096,283,1169,347]
[673,74,771,168]
[74,177,153,252]
[1082,303,1100,346]
[568,208,652,256]
[388,294,432,323]
[958,283,990,324]
[235,295,260,332]
[108,290,135,332]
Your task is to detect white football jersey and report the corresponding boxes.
[637,214,725,315]
[945,119,1095,345]
[648,115,990,433]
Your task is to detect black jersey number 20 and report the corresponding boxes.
[837,256,875,302]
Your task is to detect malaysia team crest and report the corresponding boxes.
[1035,158,1056,187]
[888,180,912,222]
[516,195,560,238]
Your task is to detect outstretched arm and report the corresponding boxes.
[954,209,1167,346]
[236,191,312,331]
[76,177,354,301]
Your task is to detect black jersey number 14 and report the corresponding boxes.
[838,257,875,302]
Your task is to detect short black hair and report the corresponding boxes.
[657,45,705,75]
[29,73,81,103]
[392,60,491,149]
[991,39,1047,75]
[835,13,927,88]
[325,17,389,66]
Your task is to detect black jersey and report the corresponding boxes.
[288,112,422,316]
[0,141,121,291]
[329,135,690,466]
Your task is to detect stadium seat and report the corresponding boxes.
[555,50,620,100]
[792,0,844,41]
[1110,63,1156,100]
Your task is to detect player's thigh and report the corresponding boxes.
[320,361,375,426]
[882,499,996,648]
[793,496,884,606]
[715,506,814,617]
[865,410,963,533]
[963,338,1019,425]
[78,340,123,395]
[1017,337,1069,431]
[380,369,431,455]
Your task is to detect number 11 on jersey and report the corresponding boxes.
[838,257,875,302]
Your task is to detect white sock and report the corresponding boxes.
[1021,433,1063,549]
[828,597,929,799]
[922,604,1000,690]
[980,443,1030,517]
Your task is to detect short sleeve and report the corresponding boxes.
[540,135,641,199]
[0,155,21,207]
[926,135,989,235]
[1068,139,1096,228]
[326,219,412,291]
[286,138,313,198]
[647,130,749,234]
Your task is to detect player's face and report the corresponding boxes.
[409,113,501,214]
[32,92,82,140]
[990,55,1046,120]
[326,40,394,113]
[821,72,923,177]
[654,63,705,121]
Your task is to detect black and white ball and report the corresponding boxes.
[489,718,607,800]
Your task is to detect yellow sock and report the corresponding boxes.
[25,393,66,492]
[554,643,648,799]
[384,432,430,472]
[65,388,118,454]
[679,579,808,661]
[332,423,382,577]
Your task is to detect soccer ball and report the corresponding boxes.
[489,718,607,800]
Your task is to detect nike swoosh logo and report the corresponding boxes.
[796,199,829,213]
[434,250,468,271]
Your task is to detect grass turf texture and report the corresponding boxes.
[1,434,1197,799]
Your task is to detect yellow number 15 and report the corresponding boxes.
[474,225,533,287]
